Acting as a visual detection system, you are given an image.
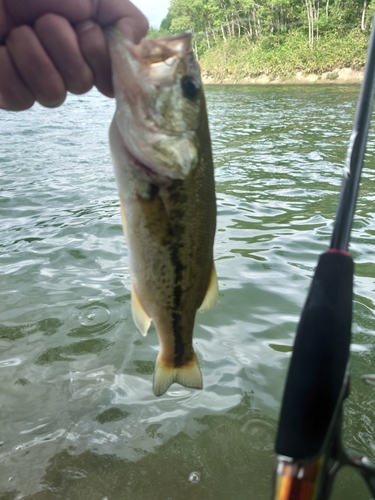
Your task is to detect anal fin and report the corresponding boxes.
[153,352,203,397]
[131,284,151,336]
[198,263,219,312]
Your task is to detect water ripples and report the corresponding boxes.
[1,85,375,498]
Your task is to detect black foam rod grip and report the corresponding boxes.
[275,251,353,459]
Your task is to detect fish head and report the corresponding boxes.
[107,30,204,180]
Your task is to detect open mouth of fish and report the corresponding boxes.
[123,143,159,177]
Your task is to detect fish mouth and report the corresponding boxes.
[112,110,193,181]
[122,137,195,181]
[106,28,192,66]
[122,142,160,178]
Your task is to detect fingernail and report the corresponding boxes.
[75,20,96,33]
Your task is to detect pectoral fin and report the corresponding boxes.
[131,284,151,336]
[198,264,218,312]
[153,352,203,397]
[120,199,128,240]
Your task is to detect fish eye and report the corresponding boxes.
[181,76,200,100]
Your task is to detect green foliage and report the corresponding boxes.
[160,11,173,32]
[155,0,371,77]
[199,29,368,79]
[147,26,161,38]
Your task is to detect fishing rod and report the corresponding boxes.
[272,14,375,500]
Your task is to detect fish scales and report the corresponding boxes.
[107,30,218,396]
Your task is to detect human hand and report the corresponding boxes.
[0,0,149,111]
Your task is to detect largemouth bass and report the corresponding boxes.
[107,30,217,396]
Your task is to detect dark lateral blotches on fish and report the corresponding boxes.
[137,190,171,247]
[172,311,185,366]
[173,284,182,308]
[169,204,187,367]
[137,183,159,201]
[170,240,185,281]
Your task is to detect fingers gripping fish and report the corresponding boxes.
[107,30,218,396]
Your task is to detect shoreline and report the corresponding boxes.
[202,67,364,84]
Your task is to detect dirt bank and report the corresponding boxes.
[202,67,364,84]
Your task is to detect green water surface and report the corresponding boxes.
[1,85,375,499]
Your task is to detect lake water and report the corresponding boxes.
[1,84,375,499]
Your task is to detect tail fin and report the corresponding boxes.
[153,353,203,397]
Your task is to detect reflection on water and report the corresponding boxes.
[1,85,375,499]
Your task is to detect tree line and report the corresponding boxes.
[151,0,374,53]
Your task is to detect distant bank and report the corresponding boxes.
[202,67,364,85]
[153,0,371,86]
[196,30,367,86]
